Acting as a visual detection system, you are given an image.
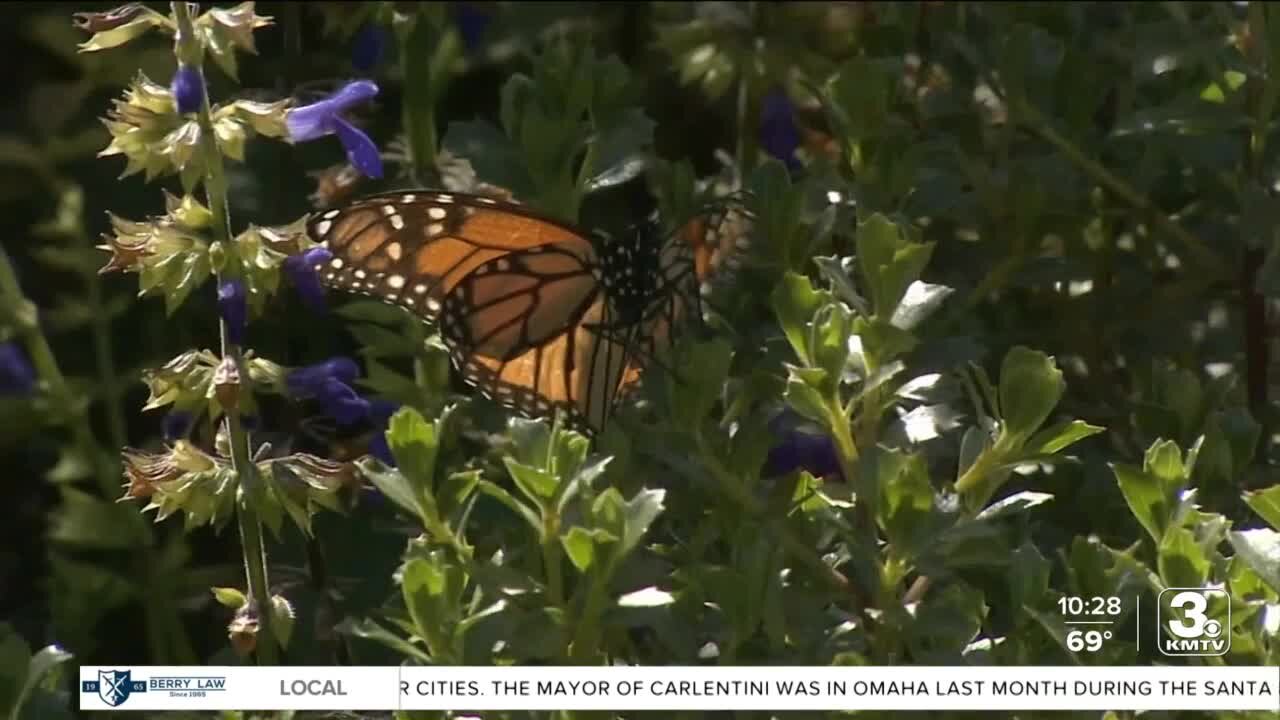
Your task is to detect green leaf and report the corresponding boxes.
[1113,463,1169,545]
[357,457,423,520]
[556,456,612,515]
[905,583,987,661]
[1144,439,1186,488]
[504,459,559,504]
[211,587,246,609]
[974,491,1055,523]
[889,281,954,330]
[1022,419,1105,456]
[876,451,935,554]
[669,339,732,428]
[811,303,854,384]
[11,643,73,720]
[335,617,431,664]
[783,374,831,425]
[997,346,1065,444]
[437,470,480,517]
[1244,485,1280,530]
[771,272,826,365]
[583,109,654,192]
[828,57,893,140]
[1227,529,1280,594]
[387,407,440,503]
[1008,542,1051,612]
[619,488,666,561]
[0,625,30,717]
[1158,527,1210,589]
[561,526,598,573]
[813,255,871,316]
[855,214,934,319]
[47,489,147,549]
[441,119,535,199]
[402,556,450,639]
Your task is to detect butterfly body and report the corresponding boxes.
[306,189,746,434]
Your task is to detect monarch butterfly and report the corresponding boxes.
[305,190,749,434]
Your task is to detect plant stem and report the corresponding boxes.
[172,1,277,665]
[568,571,609,664]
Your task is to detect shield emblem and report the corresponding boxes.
[98,670,132,707]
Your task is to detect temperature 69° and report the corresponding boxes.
[1066,629,1112,652]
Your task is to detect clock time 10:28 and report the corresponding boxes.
[1058,596,1122,616]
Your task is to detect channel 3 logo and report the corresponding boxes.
[1157,587,1230,656]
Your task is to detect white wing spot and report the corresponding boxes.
[330,258,344,269]
[436,194,454,203]
[315,220,332,235]
[427,223,444,236]
[413,283,428,294]
[389,214,405,230]
[401,193,417,202]
[427,298,441,312]
[386,293,398,302]
[387,274,406,290]
[477,197,496,204]
[354,269,367,280]
[428,207,447,220]
[322,209,341,219]
[381,205,397,216]
[386,242,403,261]
[495,259,511,272]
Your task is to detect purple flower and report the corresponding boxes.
[286,357,371,427]
[286,357,359,398]
[162,411,194,442]
[450,3,491,54]
[0,342,35,396]
[763,411,843,480]
[218,279,247,346]
[351,24,389,73]
[286,80,384,179]
[283,246,333,313]
[760,87,801,171]
[318,378,372,427]
[171,64,204,114]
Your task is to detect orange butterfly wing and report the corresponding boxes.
[440,246,634,433]
[307,191,597,324]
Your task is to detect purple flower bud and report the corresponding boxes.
[760,87,801,171]
[286,81,383,179]
[283,246,333,313]
[217,279,248,346]
[0,342,35,396]
[285,357,360,399]
[763,410,843,480]
[351,24,389,73]
[171,64,204,114]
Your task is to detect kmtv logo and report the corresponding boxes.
[1158,588,1230,656]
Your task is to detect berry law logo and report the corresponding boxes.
[83,670,146,707]
[1157,587,1230,656]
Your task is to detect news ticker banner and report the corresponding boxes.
[79,665,1279,712]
